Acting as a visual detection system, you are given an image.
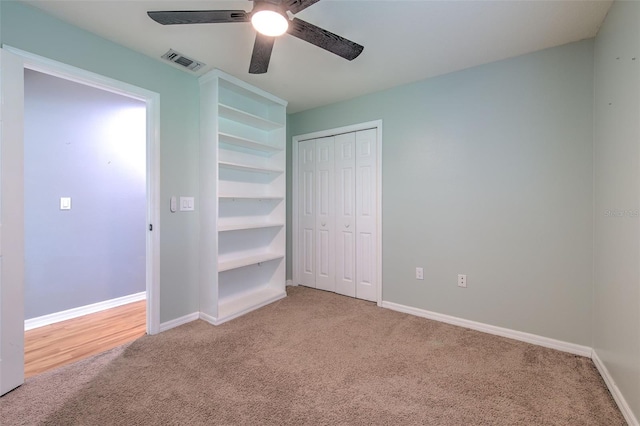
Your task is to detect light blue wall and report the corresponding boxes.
[24,69,146,319]
[593,0,640,420]
[289,40,595,346]
[2,2,200,323]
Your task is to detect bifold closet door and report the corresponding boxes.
[298,139,316,288]
[334,132,356,297]
[297,128,377,302]
[315,137,335,292]
[354,129,377,302]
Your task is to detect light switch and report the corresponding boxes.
[180,197,195,212]
[60,197,71,210]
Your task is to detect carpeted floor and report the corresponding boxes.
[1,286,625,425]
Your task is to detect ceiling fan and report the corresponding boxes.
[147,0,364,74]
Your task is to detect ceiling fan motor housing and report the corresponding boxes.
[252,0,288,17]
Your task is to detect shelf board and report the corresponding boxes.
[219,160,283,175]
[219,103,283,131]
[218,222,284,232]
[216,286,287,325]
[217,73,287,107]
[219,132,283,154]
[218,252,284,272]
[219,195,284,201]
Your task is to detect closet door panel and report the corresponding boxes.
[315,137,335,292]
[334,132,356,297]
[355,129,377,302]
[298,139,316,287]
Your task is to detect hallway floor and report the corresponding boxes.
[24,300,146,378]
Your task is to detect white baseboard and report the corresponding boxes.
[286,279,295,287]
[199,312,218,326]
[159,312,200,332]
[592,349,639,426]
[199,294,287,327]
[381,301,592,357]
[25,291,146,331]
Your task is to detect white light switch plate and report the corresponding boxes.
[180,197,195,211]
[60,197,71,210]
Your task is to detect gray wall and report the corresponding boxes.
[593,0,640,419]
[288,40,595,346]
[2,2,200,323]
[24,69,146,319]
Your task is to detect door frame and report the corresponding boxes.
[0,46,161,394]
[292,120,383,306]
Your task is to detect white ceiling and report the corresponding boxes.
[23,0,612,113]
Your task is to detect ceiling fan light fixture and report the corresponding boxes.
[251,9,288,37]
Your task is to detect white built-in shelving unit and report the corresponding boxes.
[199,69,287,325]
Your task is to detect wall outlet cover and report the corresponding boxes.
[458,274,467,288]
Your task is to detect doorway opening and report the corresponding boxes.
[0,46,160,395]
[23,69,147,377]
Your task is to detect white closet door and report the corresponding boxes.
[334,132,356,297]
[298,139,316,288]
[355,129,377,301]
[315,137,335,292]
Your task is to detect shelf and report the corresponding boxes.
[219,103,284,131]
[218,222,284,232]
[219,195,284,201]
[219,132,283,154]
[216,286,287,325]
[200,70,287,326]
[219,77,285,107]
[218,252,284,272]
[219,160,283,175]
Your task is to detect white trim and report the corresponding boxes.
[199,312,218,326]
[293,121,382,143]
[199,291,287,326]
[145,82,162,336]
[3,46,162,335]
[592,350,639,426]
[381,301,592,357]
[3,46,157,102]
[159,312,200,333]
[286,279,295,287]
[25,292,146,331]
[291,120,383,305]
[0,49,27,395]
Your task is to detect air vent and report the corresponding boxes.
[161,49,205,72]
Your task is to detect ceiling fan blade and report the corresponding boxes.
[285,0,321,14]
[287,18,363,61]
[147,10,249,25]
[249,33,276,74]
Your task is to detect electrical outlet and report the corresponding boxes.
[416,267,424,280]
[458,274,467,288]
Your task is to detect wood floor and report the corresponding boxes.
[24,300,146,378]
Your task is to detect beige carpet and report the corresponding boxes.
[1,286,624,425]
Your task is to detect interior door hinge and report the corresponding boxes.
[149,224,153,231]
